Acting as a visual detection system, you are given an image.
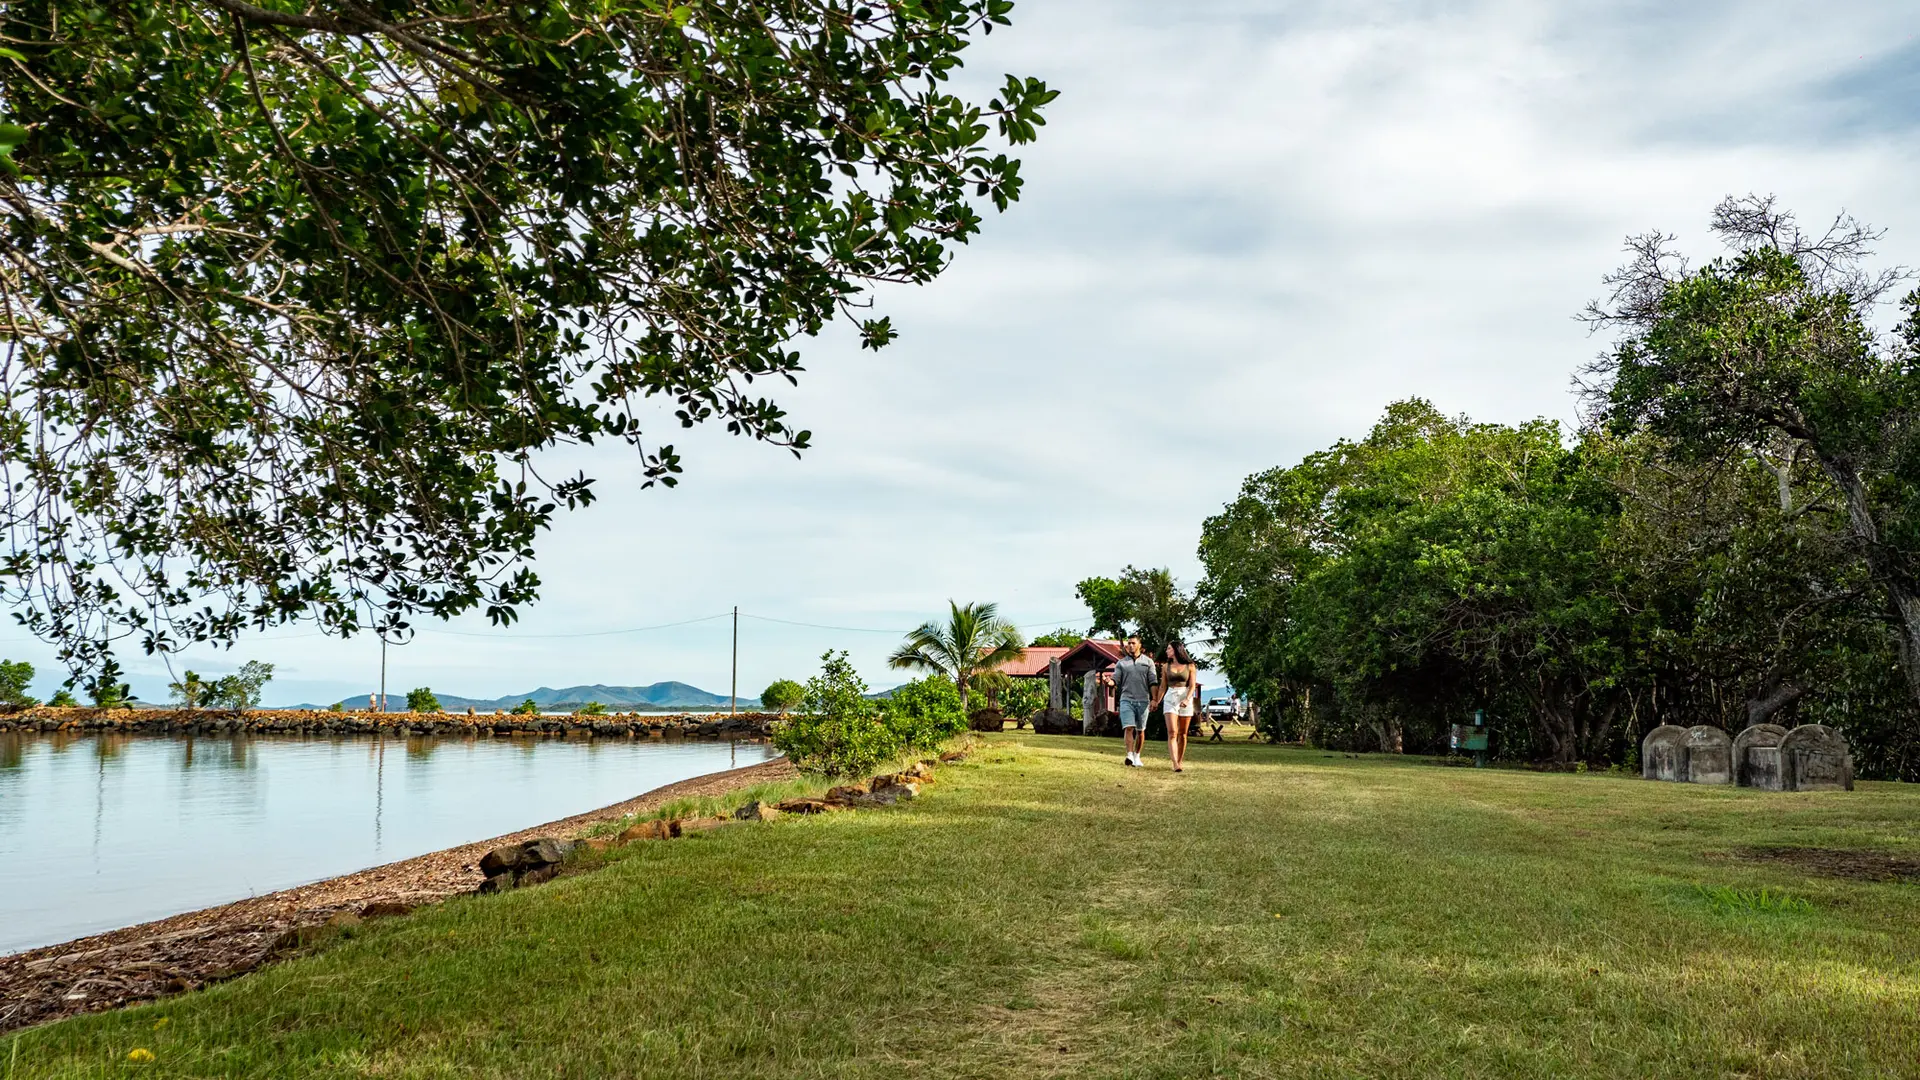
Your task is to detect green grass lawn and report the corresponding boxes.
[7,736,1919,1078]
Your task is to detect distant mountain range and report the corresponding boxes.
[292,682,759,712]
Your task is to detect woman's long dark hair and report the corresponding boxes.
[1167,640,1192,665]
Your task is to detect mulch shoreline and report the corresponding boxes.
[0,756,798,1035]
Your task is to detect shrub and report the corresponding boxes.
[90,681,131,708]
[997,677,1049,720]
[407,687,442,713]
[207,661,273,710]
[760,678,804,714]
[47,688,78,707]
[328,701,345,712]
[0,659,38,707]
[772,651,900,777]
[512,698,541,716]
[885,674,968,749]
[576,701,607,716]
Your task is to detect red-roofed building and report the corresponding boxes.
[989,639,1126,735]
[992,646,1075,679]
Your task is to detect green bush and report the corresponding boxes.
[47,688,78,707]
[885,674,968,748]
[997,677,1049,720]
[512,698,541,716]
[407,687,442,713]
[760,678,804,714]
[576,701,608,716]
[772,651,901,778]
[0,659,38,707]
[209,661,274,710]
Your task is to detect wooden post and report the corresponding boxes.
[1047,657,1063,712]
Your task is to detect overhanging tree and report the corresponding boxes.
[0,1,1054,693]
[1586,195,1920,706]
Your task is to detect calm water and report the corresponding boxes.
[0,732,778,955]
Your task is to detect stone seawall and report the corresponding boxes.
[0,707,777,740]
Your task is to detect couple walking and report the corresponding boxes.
[1110,636,1199,771]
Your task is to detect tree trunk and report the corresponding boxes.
[1744,678,1803,729]
[1816,454,1920,706]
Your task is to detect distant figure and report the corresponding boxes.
[1230,693,1241,721]
[1156,640,1198,772]
[368,693,376,713]
[1111,636,1157,768]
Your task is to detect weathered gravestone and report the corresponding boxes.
[1732,723,1789,790]
[1683,726,1733,784]
[1641,725,1688,782]
[1780,724,1855,791]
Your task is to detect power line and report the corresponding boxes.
[413,612,734,639]
[739,613,1086,635]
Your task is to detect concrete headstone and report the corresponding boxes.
[1732,723,1789,790]
[1780,724,1855,792]
[1683,726,1734,785]
[1641,725,1688,782]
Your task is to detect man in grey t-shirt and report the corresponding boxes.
[1111,636,1157,768]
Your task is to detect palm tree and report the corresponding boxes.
[888,601,1026,716]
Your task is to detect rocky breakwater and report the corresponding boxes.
[0,706,778,740]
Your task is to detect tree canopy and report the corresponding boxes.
[0,1,1053,691]
[1074,567,1197,656]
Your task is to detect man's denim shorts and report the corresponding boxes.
[1118,698,1150,730]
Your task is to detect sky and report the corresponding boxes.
[12,0,1920,705]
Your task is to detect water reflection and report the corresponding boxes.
[0,731,777,955]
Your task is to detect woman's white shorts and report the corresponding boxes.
[1162,687,1193,718]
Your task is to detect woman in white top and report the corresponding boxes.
[1155,640,1198,772]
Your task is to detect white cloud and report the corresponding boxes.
[12,0,1920,704]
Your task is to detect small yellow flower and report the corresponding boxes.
[152,1018,170,1031]
[127,1048,155,1063]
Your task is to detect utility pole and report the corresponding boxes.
[379,636,387,713]
[730,606,738,715]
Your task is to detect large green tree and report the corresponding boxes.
[1074,566,1198,655]
[0,1,1054,692]
[1200,401,1632,761]
[1588,196,1920,706]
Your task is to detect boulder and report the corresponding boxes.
[825,781,871,804]
[478,844,525,878]
[968,707,1006,733]
[1029,708,1077,735]
[478,837,573,880]
[517,864,563,887]
[618,819,680,843]
[1780,724,1855,792]
[850,781,919,807]
[359,901,415,920]
[903,761,934,781]
[773,798,838,815]
[1683,726,1733,785]
[938,750,969,764]
[1733,724,1789,790]
[477,871,516,894]
[733,800,783,822]
[1641,725,1688,782]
